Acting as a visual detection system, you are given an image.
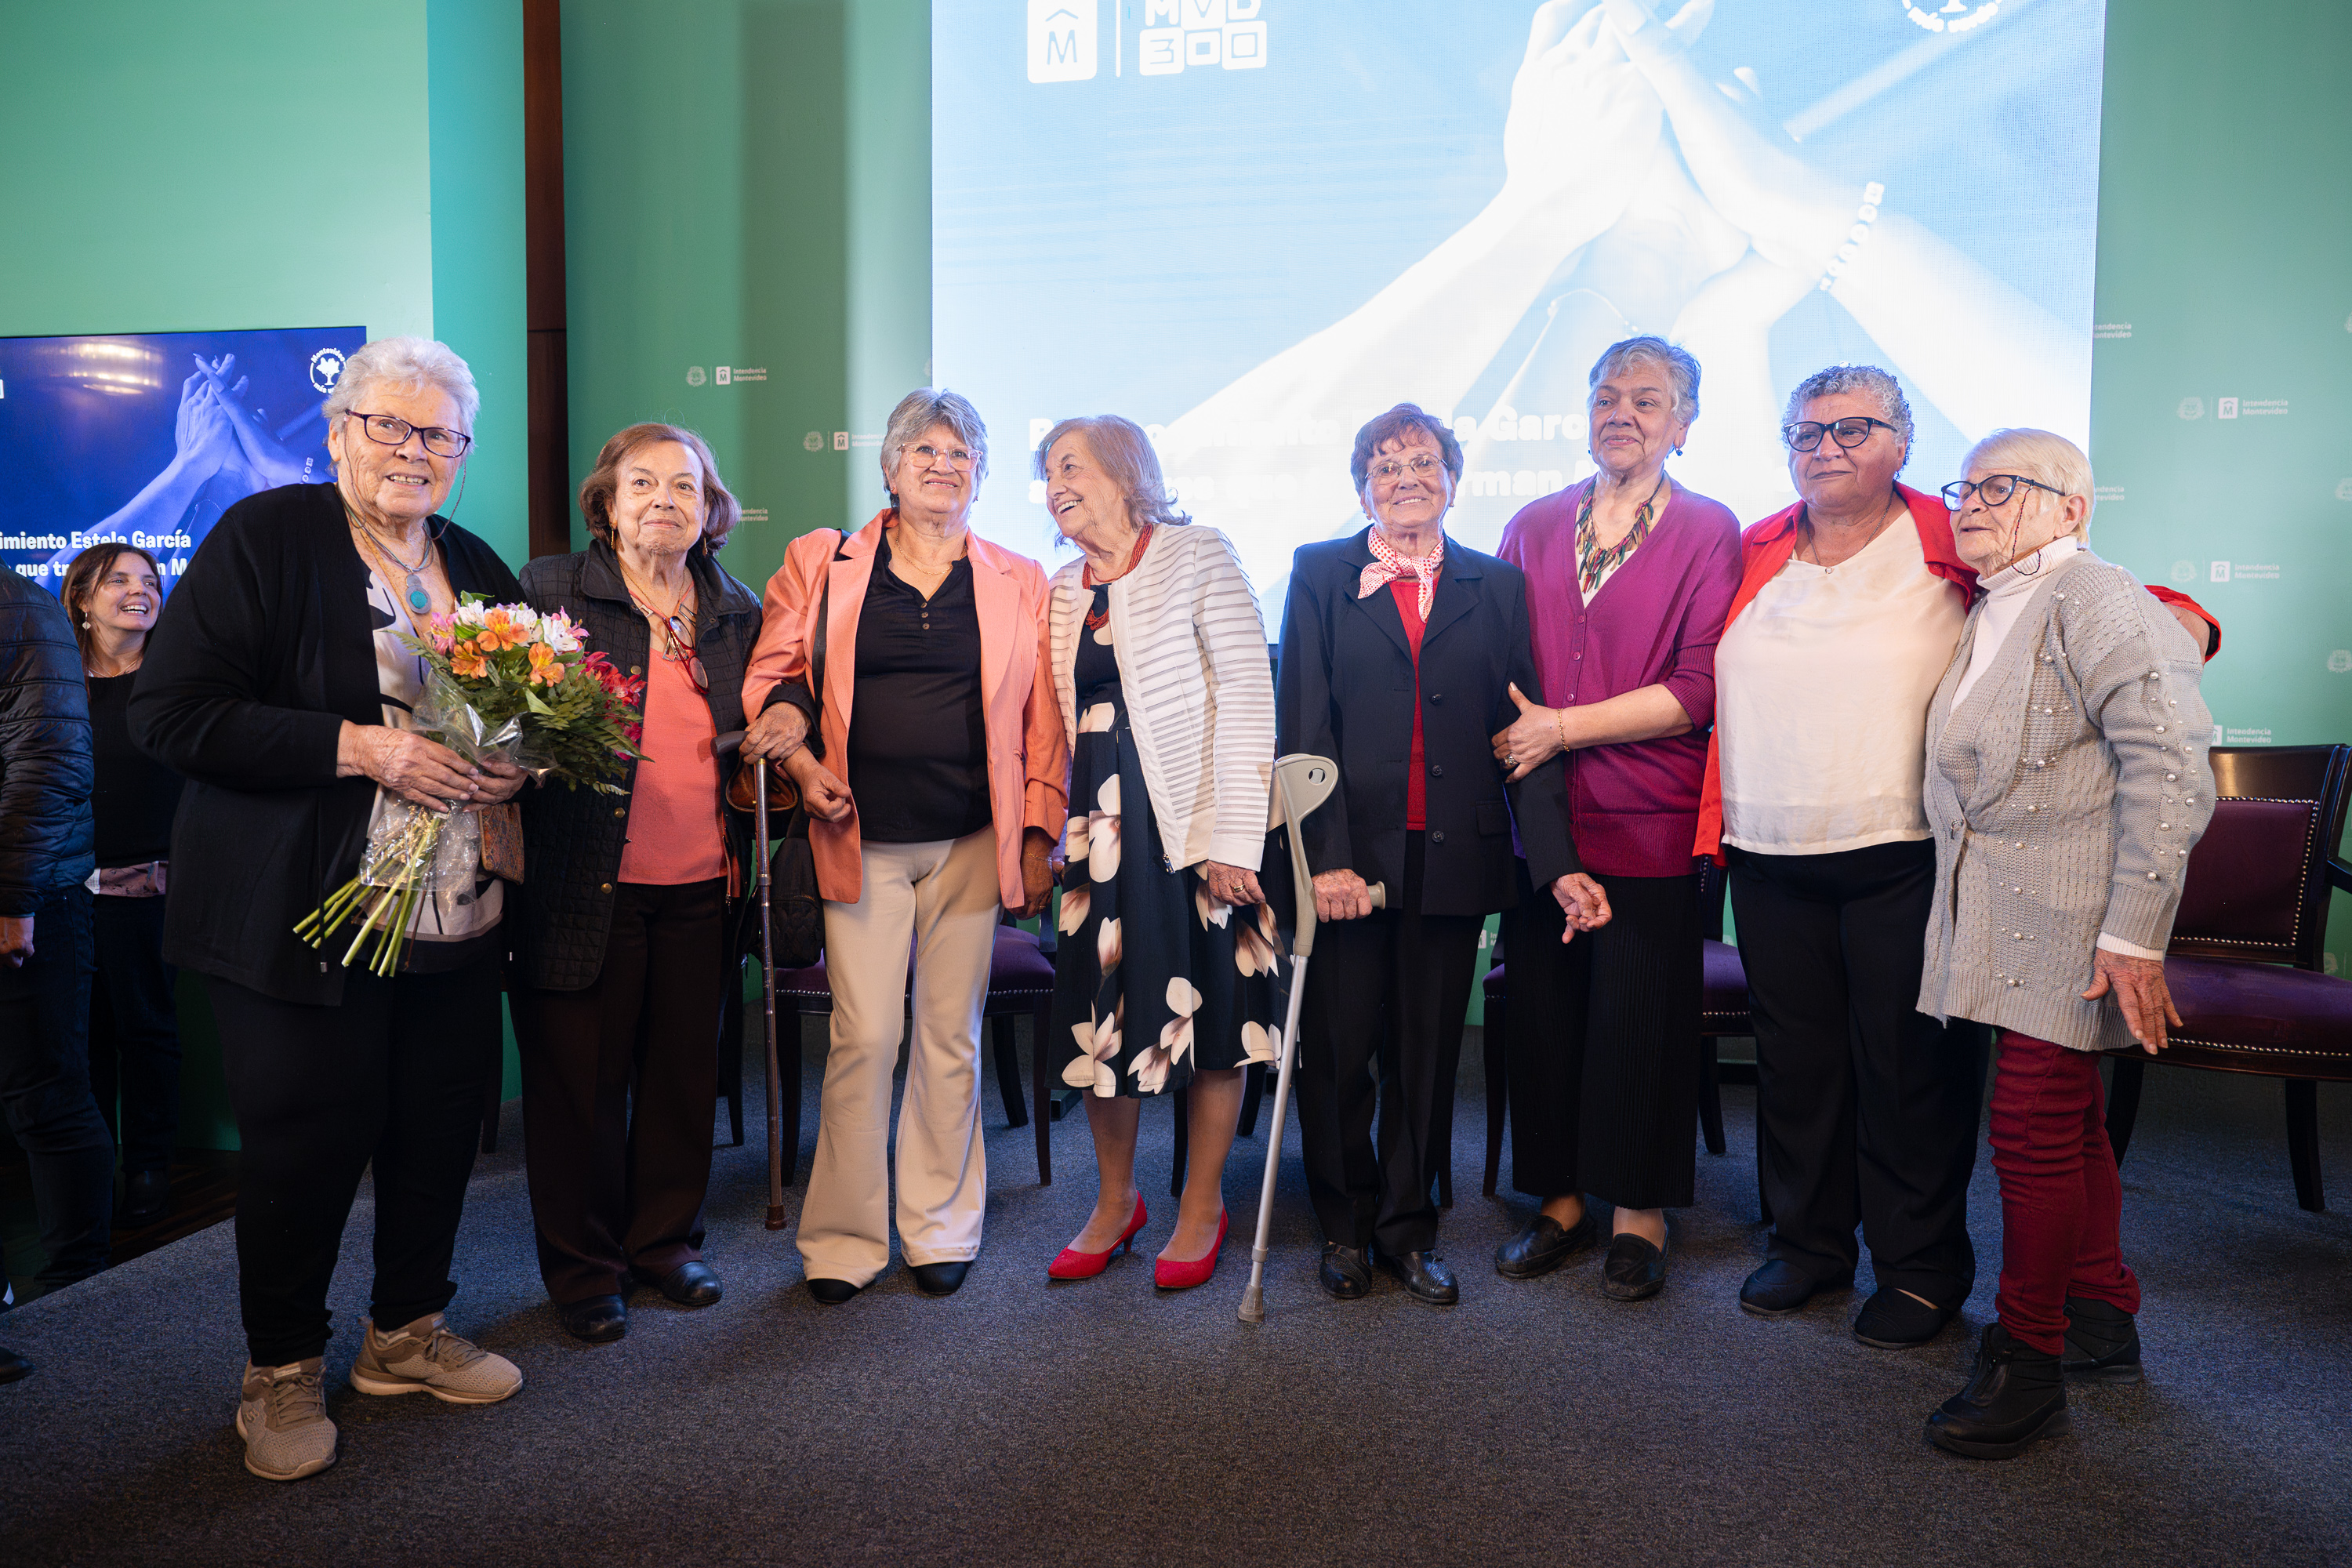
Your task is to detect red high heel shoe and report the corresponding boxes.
[1152,1210,1229,1290]
[1047,1193,1148,1280]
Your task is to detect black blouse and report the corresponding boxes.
[87,672,183,868]
[845,534,992,844]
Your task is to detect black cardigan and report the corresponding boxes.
[1276,528,1580,918]
[0,570,95,915]
[128,483,523,1005]
[514,540,763,991]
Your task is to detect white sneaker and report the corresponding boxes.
[350,1313,522,1406]
[237,1359,337,1482]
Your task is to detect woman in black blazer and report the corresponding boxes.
[1276,404,1610,1305]
[131,337,525,1483]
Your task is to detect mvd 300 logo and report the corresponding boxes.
[1028,0,1266,83]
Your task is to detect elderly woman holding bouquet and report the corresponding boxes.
[741,388,1064,1306]
[1034,416,1279,1292]
[514,424,763,1345]
[132,336,527,1483]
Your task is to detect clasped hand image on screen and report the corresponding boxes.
[943,0,2100,619]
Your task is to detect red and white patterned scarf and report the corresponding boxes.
[1358,528,1446,621]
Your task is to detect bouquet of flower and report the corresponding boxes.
[296,597,645,975]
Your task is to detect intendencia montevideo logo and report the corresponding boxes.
[1028,0,1267,84]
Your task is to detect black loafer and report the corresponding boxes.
[122,1168,170,1226]
[1494,1210,1599,1280]
[1319,1243,1371,1300]
[1740,1259,1850,1318]
[646,1261,724,1308]
[1375,1248,1459,1305]
[807,1277,862,1307]
[1853,1286,1954,1348]
[1600,1233,1666,1301]
[2062,1297,2143,1384]
[557,1294,629,1344]
[1926,1323,2070,1460]
[0,1345,31,1384]
[909,1261,971,1298]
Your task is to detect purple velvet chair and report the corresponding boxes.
[2105,743,2352,1211]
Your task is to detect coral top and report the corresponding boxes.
[617,646,726,885]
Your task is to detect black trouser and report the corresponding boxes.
[1503,862,1701,1211]
[208,949,503,1365]
[515,878,724,1305]
[0,886,112,1290]
[1294,833,1483,1257]
[1730,840,1985,1303]
[88,894,181,1174]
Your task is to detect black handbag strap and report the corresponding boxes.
[803,528,846,759]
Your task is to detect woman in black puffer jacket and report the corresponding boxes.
[513,423,762,1345]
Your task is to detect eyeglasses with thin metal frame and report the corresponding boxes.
[346,410,474,459]
[909,442,975,470]
[1782,416,1899,452]
[1369,452,1448,486]
[1940,474,2067,510]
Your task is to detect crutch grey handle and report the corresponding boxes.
[713,729,746,759]
[1365,883,1386,909]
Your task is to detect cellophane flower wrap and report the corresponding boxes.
[296,596,645,975]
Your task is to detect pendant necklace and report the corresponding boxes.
[622,560,709,692]
[351,510,436,612]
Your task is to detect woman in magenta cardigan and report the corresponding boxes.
[1487,336,1740,1301]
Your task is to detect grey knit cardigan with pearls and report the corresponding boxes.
[1917,550,2215,1053]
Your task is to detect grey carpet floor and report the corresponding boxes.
[2,1022,2347,1567]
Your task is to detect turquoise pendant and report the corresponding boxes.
[405,572,430,613]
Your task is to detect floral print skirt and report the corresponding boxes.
[1047,677,1284,1098]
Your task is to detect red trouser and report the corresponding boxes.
[1989,1031,2142,1354]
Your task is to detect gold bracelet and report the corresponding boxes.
[1555,708,1570,752]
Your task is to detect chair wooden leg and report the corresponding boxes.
[719,960,746,1148]
[2104,1053,2147,1167]
[993,1014,1029,1129]
[1482,996,1507,1198]
[1697,1035,1726,1156]
[1236,1061,1266,1138]
[1031,998,1053,1185]
[2286,1079,2325,1212]
[1171,1086,1191,1197]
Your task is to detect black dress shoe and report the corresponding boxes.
[1375,1248,1459,1305]
[557,1294,629,1344]
[807,1277,862,1307]
[1926,1322,2069,1460]
[1740,1259,1850,1318]
[1853,1286,1954,1348]
[909,1261,971,1298]
[2061,1297,2143,1384]
[1494,1210,1599,1280]
[122,1168,170,1226]
[1319,1243,1370,1301]
[1599,1233,1666,1301]
[0,1345,31,1384]
[646,1261,724,1308]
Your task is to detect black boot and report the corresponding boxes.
[2062,1297,2143,1384]
[1926,1323,2069,1460]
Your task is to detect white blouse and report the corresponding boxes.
[1716,518,1967,856]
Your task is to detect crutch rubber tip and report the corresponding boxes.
[1238,1285,1265,1323]
[764,1205,787,1232]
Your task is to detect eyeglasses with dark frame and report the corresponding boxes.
[1782,416,1900,452]
[346,410,474,459]
[1940,474,2067,510]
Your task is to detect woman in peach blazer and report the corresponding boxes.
[741,389,1065,1306]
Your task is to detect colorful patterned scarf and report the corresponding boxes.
[1575,476,1668,596]
[1359,527,1446,621]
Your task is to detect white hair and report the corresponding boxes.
[880,388,989,499]
[1588,335,1701,423]
[1963,427,2096,541]
[322,336,481,431]
[1784,364,1914,465]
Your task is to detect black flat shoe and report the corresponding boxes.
[557,1294,628,1344]
[1926,1322,2069,1460]
[1494,1211,1599,1280]
[2062,1297,2143,1384]
[122,1168,170,1226]
[807,1277,862,1307]
[1319,1243,1370,1301]
[1853,1286,1954,1348]
[1599,1233,1666,1301]
[646,1261,724,1308]
[909,1261,971,1298]
[0,1345,31,1384]
[1375,1248,1459,1306]
[1740,1259,1850,1318]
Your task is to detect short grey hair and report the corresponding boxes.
[881,388,989,500]
[1588,335,1701,423]
[1033,416,1192,530]
[1784,364,1913,460]
[322,335,480,432]
[1963,427,2096,541]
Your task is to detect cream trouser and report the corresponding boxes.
[797,828,1000,1286]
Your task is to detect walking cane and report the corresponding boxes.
[719,730,788,1232]
[1238,755,1384,1325]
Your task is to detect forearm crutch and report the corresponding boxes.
[1239,755,1384,1325]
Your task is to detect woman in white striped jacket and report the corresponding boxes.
[1034,415,1282,1292]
